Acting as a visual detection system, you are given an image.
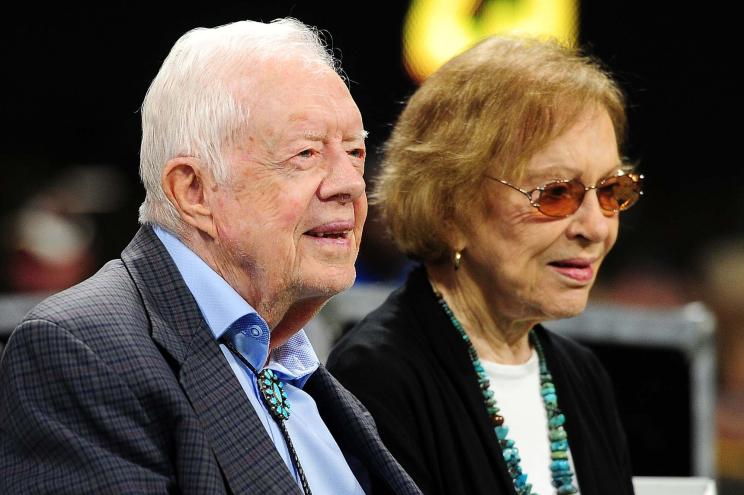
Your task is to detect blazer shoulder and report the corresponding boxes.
[19,259,149,342]
[6,257,180,406]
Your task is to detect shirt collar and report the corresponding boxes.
[153,226,319,385]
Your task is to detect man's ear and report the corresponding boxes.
[161,157,218,239]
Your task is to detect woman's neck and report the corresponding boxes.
[426,262,535,364]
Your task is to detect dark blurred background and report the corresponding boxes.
[2,1,741,289]
[1,0,742,490]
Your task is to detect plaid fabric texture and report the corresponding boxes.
[305,367,422,495]
[0,226,421,494]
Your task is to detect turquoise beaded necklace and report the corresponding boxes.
[435,294,579,495]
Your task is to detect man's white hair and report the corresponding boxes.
[138,18,340,234]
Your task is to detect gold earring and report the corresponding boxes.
[452,250,462,271]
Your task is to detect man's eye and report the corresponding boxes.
[348,148,365,158]
[297,149,315,158]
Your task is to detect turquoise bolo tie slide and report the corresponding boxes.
[220,338,312,495]
[257,368,291,421]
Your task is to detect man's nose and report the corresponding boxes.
[317,149,366,203]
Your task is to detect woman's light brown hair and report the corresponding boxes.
[373,36,627,263]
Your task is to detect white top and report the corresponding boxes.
[482,351,580,494]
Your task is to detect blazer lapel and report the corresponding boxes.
[121,226,300,495]
[305,366,422,495]
[179,321,301,494]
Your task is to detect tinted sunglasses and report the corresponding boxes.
[486,172,644,218]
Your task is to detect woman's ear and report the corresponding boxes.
[444,218,468,254]
[161,157,218,239]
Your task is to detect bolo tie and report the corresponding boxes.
[221,338,313,495]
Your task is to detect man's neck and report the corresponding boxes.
[182,228,325,346]
[270,297,327,350]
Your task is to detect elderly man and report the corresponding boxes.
[0,19,420,495]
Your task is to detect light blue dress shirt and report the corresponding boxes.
[155,227,364,494]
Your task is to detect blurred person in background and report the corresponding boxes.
[0,18,420,495]
[2,165,130,293]
[699,240,744,493]
[328,36,643,495]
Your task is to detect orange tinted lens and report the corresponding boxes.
[597,175,641,212]
[537,180,585,217]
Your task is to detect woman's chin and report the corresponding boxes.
[540,293,591,322]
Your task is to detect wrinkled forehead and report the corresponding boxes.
[503,103,620,183]
[232,60,362,138]
[232,57,353,106]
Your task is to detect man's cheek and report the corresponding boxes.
[275,198,308,227]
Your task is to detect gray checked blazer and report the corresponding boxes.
[0,226,421,495]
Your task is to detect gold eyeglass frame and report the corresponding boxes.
[485,171,644,218]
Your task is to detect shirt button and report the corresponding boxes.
[249,324,263,338]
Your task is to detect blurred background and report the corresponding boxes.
[1,1,741,492]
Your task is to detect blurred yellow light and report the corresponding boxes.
[403,0,578,83]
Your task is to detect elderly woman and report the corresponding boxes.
[328,36,642,495]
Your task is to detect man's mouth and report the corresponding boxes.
[305,230,350,239]
[304,221,355,241]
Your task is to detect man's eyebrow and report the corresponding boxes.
[301,130,369,141]
[303,131,326,141]
[344,130,368,141]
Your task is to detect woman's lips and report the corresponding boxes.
[548,259,595,282]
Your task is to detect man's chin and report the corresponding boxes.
[321,267,357,295]
[296,264,357,299]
